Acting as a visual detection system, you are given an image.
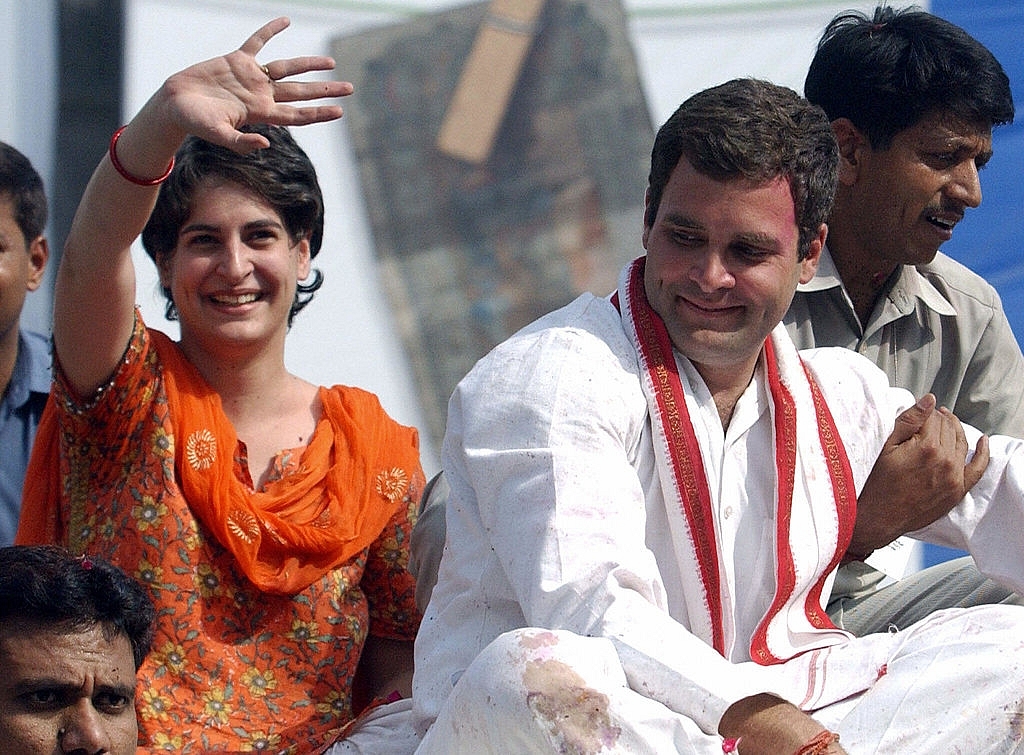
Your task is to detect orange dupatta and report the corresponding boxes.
[19,327,421,596]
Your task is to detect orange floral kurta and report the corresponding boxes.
[21,314,424,753]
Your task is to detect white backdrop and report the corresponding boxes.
[0,0,58,332]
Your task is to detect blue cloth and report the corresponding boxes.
[0,329,51,545]
[916,3,1024,569]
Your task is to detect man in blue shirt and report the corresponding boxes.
[0,142,50,545]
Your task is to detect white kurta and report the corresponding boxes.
[413,278,1024,752]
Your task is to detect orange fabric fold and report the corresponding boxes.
[16,401,61,544]
[148,330,415,594]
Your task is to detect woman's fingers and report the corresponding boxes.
[162,17,353,151]
[269,78,353,105]
[262,54,339,82]
[239,16,291,57]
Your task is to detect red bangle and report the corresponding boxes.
[108,125,175,186]
[794,730,839,755]
[722,736,742,752]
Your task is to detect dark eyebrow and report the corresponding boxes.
[923,129,992,158]
[180,218,284,235]
[12,678,137,699]
[732,231,779,248]
[97,682,137,700]
[661,213,781,249]
[10,678,75,698]
[662,212,701,227]
[180,222,217,236]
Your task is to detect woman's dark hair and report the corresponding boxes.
[0,545,156,670]
[141,124,325,326]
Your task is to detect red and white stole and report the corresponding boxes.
[616,257,856,664]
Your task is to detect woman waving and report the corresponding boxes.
[19,18,424,753]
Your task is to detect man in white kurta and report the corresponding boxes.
[412,80,1024,754]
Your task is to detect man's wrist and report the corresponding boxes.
[840,546,875,564]
[844,528,895,563]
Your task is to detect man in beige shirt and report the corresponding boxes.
[785,5,1024,634]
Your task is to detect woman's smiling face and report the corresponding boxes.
[159,180,310,359]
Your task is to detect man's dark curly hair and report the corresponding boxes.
[645,78,838,261]
[0,545,156,670]
[805,5,1013,150]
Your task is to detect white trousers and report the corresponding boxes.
[325,699,420,755]
[416,605,1024,754]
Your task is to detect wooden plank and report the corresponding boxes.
[436,0,546,164]
[491,0,546,26]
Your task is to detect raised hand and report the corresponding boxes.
[848,394,990,558]
[154,16,353,153]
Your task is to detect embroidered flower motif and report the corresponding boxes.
[228,509,260,544]
[185,428,217,471]
[131,496,167,531]
[151,732,184,751]
[151,426,172,454]
[375,467,409,503]
[202,686,231,725]
[286,619,321,647]
[315,690,346,718]
[240,730,281,752]
[241,667,277,698]
[140,688,172,721]
[135,559,164,589]
[154,641,187,675]
[195,562,225,598]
